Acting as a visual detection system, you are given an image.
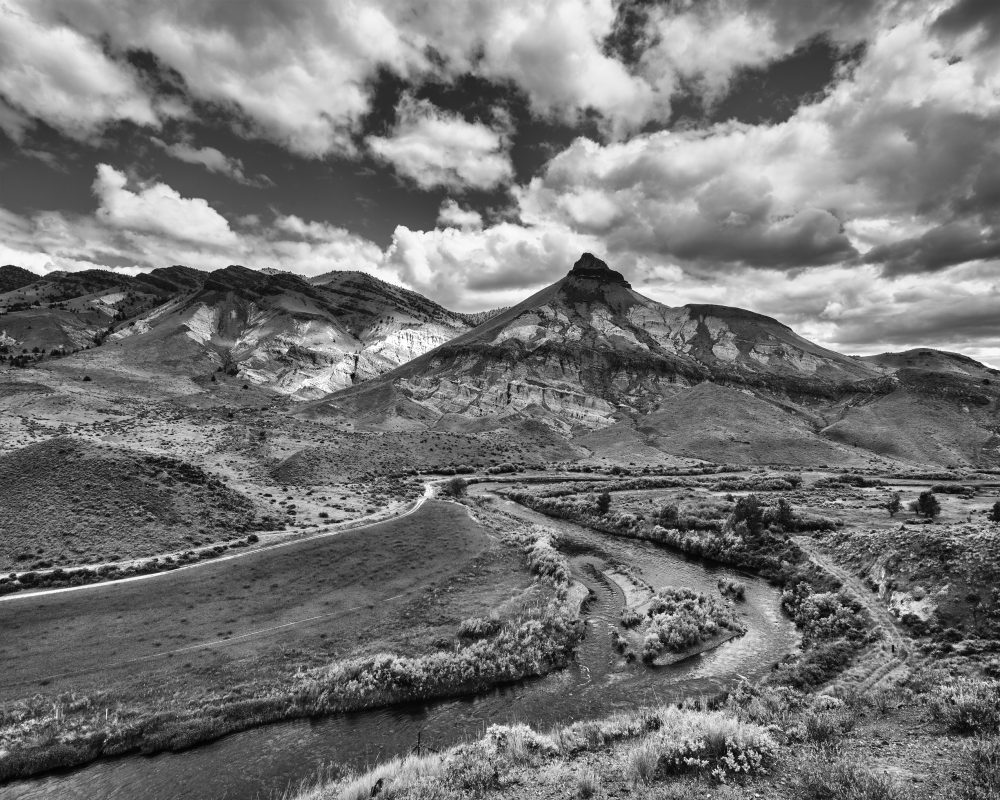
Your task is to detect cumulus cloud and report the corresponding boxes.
[92,164,238,247]
[383,221,599,309]
[0,169,385,280]
[4,0,898,153]
[367,96,513,191]
[436,200,483,230]
[514,9,1000,279]
[0,1,161,141]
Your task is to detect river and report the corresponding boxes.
[2,493,798,800]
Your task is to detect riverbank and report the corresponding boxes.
[0,500,579,784]
[288,678,997,800]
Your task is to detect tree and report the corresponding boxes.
[441,477,467,498]
[656,503,679,526]
[967,592,982,632]
[989,501,1000,524]
[885,493,902,517]
[916,490,941,519]
[730,494,764,536]
[596,491,611,515]
[773,498,795,530]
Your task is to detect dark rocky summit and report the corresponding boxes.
[566,252,631,287]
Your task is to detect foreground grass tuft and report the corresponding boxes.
[791,754,904,800]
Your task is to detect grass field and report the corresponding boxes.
[0,501,530,704]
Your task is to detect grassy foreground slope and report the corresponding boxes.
[0,437,277,571]
[0,500,584,781]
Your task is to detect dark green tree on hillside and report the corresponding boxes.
[441,477,467,498]
[915,490,941,519]
[656,503,679,526]
[988,501,1000,524]
[885,492,902,517]
[730,494,764,536]
[596,491,611,515]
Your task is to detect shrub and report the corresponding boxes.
[458,616,501,640]
[915,490,941,519]
[792,754,903,800]
[596,491,611,515]
[576,768,601,799]
[440,477,468,498]
[730,495,764,536]
[800,709,856,747]
[640,587,744,662]
[989,501,1000,525]
[962,737,1000,800]
[718,579,746,601]
[624,708,776,785]
[931,680,1000,735]
[885,493,902,517]
[620,607,643,628]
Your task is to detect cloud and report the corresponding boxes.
[92,164,238,247]
[513,11,1000,277]
[383,220,599,309]
[6,0,900,154]
[150,137,271,186]
[932,0,1000,48]
[863,222,1000,276]
[517,130,858,270]
[0,1,165,141]
[367,96,513,191]
[0,171,386,280]
[436,200,483,230]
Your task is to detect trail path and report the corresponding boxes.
[793,535,910,692]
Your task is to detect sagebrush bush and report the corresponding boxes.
[792,754,903,800]
[931,679,1000,735]
[961,737,1000,800]
[624,708,776,785]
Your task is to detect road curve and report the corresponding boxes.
[0,484,434,605]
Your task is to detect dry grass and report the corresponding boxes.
[0,436,276,570]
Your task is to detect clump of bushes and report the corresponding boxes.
[625,708,777,785]
[931,679,1000,735]
[961,737,1000,800]
[791,753,903,800]
[718,579,746,601]
[440,477,468,498]
[639,587,745,662]
[773,582,874,688]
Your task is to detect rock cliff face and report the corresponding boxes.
[319,253,881,426]
[106,267,476,398]
[0,264,486,398]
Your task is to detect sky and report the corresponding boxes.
[0,0,999,365]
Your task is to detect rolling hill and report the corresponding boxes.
[0,265,498,399]
[104,266,479,398]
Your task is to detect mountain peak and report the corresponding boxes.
[567,253,630,287]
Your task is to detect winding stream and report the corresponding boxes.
[2,494,798,800]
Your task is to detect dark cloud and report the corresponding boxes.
[933,0,1000,47]
[832,298,1000,349]
[864,222,1000,276]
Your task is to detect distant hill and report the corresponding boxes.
[103,266,476,398]
[0,265,37,293]
[861,348,999,381]
[0,265,484,397]
[308,253,1000,469]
